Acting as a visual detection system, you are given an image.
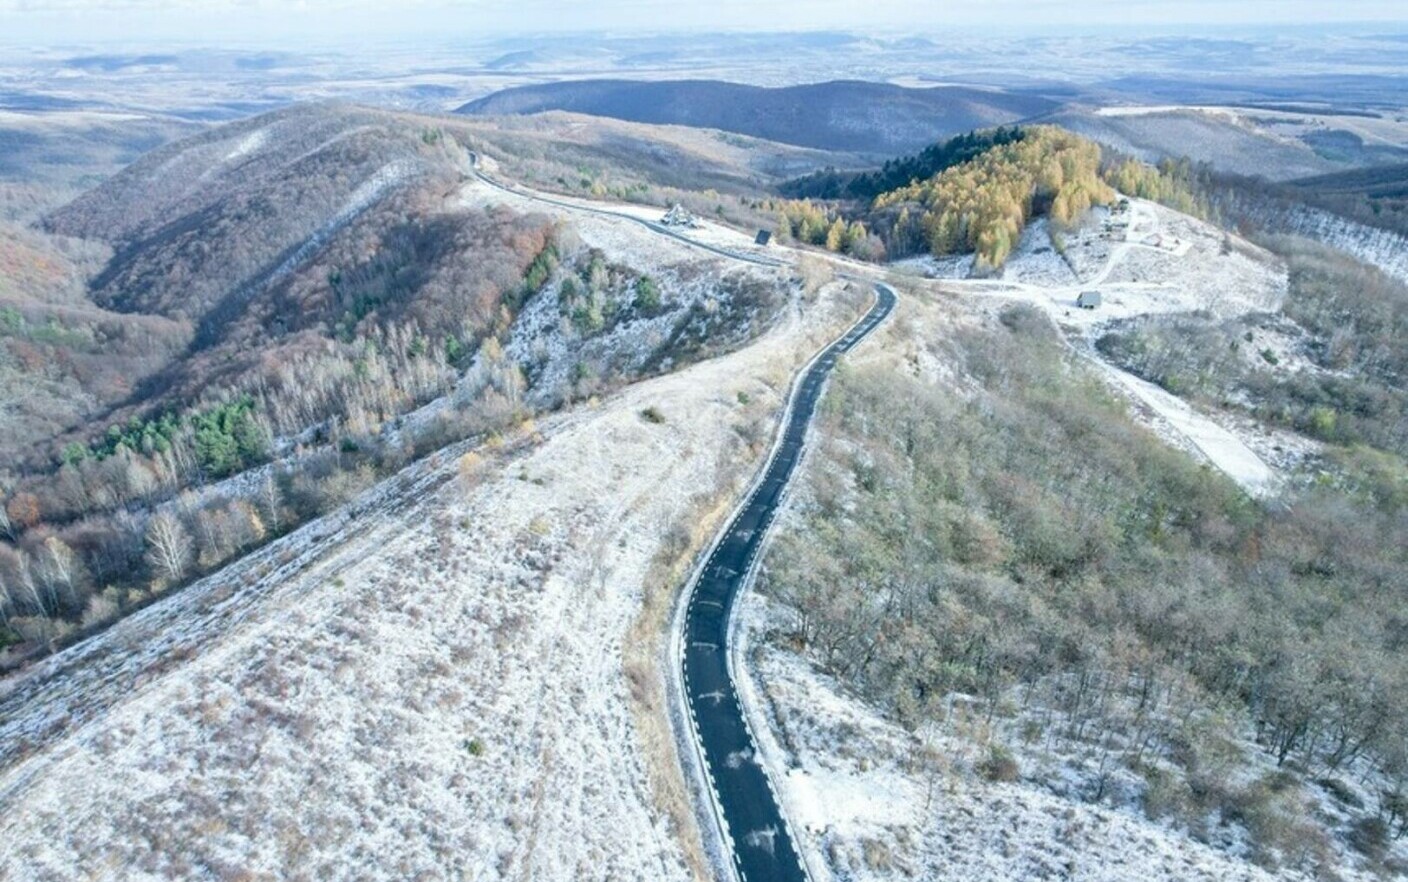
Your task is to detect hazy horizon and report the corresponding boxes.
[3,0,1408,48]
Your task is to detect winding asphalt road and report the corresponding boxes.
[465,151,896,879]
[681,282,895,882]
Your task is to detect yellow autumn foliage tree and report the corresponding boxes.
[873,126,1115,269]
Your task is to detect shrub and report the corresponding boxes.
[999,303,1055,340]
[634,276,661,313]
[1315,776,1362,808]
[1231,773,1330,870]
[861,837,894,871]
[457,451,485,490]
[1142,766,1191,822]
[1347,816,1390,861]
[640,406,666,424]
[979,743,1019,783]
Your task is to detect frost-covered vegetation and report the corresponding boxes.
[0,265,854,882]
[761,305,1408,876]
[1098,238,1408,466]
[0,105,789,668]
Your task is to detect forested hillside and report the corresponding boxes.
[773,126,1145,268]
[458,79,1056,154]
[1290,161,1408,229]
[4,105,553,476]
[779,127,1027,201]
[763,303,1408,876]
[0,104,789,667]
[870,125,1115,267]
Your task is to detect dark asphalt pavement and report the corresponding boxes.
[681,283,895,882]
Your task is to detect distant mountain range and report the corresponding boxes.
[458,79,1057,155]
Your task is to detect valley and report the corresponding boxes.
[0,22,1407,882]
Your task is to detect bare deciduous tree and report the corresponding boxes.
[0,497,13,542]
[258,473,283,535]
[36,536,81,613]
[145,512,193,586]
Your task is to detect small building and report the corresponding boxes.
[1077,290,1102,310]
[754,229,773,247]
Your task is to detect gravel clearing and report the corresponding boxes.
[936,197,1292,496]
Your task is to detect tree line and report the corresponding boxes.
[779,127,1027,201]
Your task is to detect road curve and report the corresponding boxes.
[681,283,896,882]
[465,152,787,269]
[464,149,894,878]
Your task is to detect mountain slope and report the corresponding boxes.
[47,105,464,328]
[457,79,1057,154]
[0,157,856,882]
[1,102,800,679]
[25,104,573,434]
[1043,107,1339,181]
[1292,161,1408,199]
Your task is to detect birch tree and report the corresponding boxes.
[145,512,193,586]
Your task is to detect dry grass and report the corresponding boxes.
[620,282,869,882]
[623,453,748,882]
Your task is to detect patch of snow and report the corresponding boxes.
[1086,353,1280,497]
[1281,207,1408,285]
[1095,105,1246,121]
[1000,218,1078,287]
[223,127,267,162]
[261,159,414,291]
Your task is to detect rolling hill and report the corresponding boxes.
[1042,107,1341,181]
[1044,105,1408,183]
[457,79,1058,155]
[0,101,797,676]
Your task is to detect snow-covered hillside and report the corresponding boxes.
[0,263,862,880]
[745,590,1377,882]
[742,289,1405,882]
[942,198,1290,496]
[1275,208,1408,285]
[0,150,876,881]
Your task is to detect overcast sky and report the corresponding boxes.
[2,0,1406,45]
